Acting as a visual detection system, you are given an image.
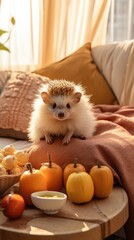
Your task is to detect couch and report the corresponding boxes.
[0,40,134,240]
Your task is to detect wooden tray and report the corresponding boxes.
[0,187,128,240]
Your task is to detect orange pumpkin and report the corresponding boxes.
[66,172,94,204]
[40,154,63,191]
[19,162,47,205]
[89,162,114,198]
[63,159,86,187]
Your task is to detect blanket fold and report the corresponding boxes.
[94,105,134,240]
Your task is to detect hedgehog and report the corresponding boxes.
[28,79,96,144]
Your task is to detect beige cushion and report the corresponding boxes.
[92,40,134,105]
[34,43,117,105]
[0,72,49,139]
[121,43,134,105]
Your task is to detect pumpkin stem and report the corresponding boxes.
[73,158,78,168]
[97,161,101,168]
[48,153,52,168]
[25,162,33,173]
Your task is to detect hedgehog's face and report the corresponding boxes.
[50,98,71,121]
[41,92,82,121]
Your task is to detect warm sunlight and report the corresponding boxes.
[0,0,41,70]
[0,0,111,70]
[0,2,134,240]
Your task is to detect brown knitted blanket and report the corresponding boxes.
[29,105,134,240]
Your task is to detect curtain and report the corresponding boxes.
[106,0,134,43]
[0,0,42,71]
[40,0,111,68]
[0,0,111,71]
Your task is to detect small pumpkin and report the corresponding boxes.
[2,155,17,171]
[66,172,94,204]
[3,144,16,156]
[19,162,47,205]
[89,162,114,198]
[40,154,63,191]
[63,159,86,187]
[15,150,29,166]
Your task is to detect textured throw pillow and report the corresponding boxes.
[0,72,49,140]
[34,43,118,105]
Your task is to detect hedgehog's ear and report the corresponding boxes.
[72,92,82,103]
[41,92,50,104]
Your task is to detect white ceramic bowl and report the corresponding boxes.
[31,190,67,214]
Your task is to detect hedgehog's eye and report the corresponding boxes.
[66,103,70,109]
[52,103,56,109]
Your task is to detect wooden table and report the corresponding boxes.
[0,186,128,240]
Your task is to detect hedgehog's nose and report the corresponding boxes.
[58,112,64,118]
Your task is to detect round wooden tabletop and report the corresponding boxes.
[0,186,128,240]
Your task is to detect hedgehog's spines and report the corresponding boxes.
[48,80,76,96]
